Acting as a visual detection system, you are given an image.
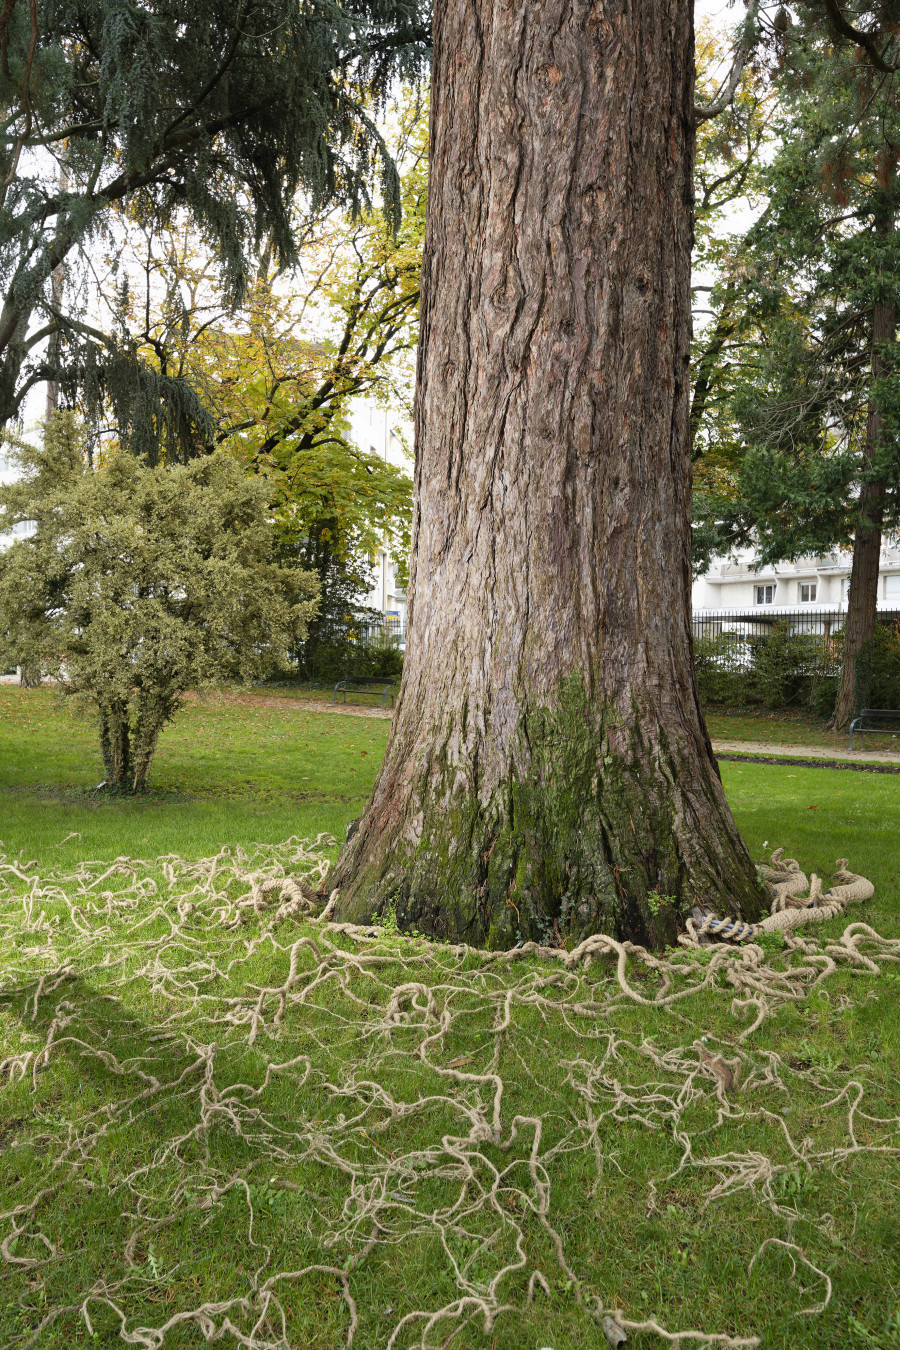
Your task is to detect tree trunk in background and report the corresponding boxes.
[99,703,131,791]
[832,482,886,731]
[331,0,764,946]
[44,259,66,421]
[831,208,895,732]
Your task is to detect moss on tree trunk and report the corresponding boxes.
[334,675,765,946]
[330,0,766,944]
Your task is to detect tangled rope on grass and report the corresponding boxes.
[682,850,875,946]
[1,839,899,1350]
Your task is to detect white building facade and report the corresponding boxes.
[693,544,900,622]
[0,447,35,550]
[346,398,411,633]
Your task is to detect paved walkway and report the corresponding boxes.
[712,738,900,765]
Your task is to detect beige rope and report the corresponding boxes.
[3,838,897,1350]
[683,852,875,946]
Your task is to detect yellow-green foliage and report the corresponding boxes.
[0,415,318,790]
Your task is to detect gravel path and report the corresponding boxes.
[196,691,395,720]
[711,737,900,765]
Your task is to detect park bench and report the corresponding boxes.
[333,675,397,709]
[848,708,900,751]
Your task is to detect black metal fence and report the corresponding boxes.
[692,609,900,666]
[694,607,879,642]
[355,615,407,647]
[691,608,900,712]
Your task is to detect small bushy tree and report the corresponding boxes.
[93,94,426,659]
[0,416,318,791]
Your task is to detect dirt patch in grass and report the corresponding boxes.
[193,689,394,719]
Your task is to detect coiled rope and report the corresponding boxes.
[682,848,875,946]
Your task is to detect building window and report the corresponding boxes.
[886,575,900,600]
[755,584,776,605]
[799,582,817,603]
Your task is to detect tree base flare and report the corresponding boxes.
[332,678,767,948]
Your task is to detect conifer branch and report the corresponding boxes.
[0,0,38,209]
[819,0,900,74]
[161,0,249,141]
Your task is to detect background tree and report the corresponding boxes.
[330,0,768,947]
[691,20,776,479]
[0,0,429,441]
[76,97,426,673]
[751,4,898,730]
[0,416,318,791]
[689,4,900,728]
[688,21,777,577]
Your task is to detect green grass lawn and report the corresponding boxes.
[1,687,899,1350]
[705,705,900,754]
[0,686,390,867]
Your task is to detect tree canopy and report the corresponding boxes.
[0,0,430,437]
[692,6,900,562]
[78,92,426,667]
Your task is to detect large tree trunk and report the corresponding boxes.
[831,232,895,731]
[331,0,765,947]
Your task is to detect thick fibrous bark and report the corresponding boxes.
[831,273,895,732]
[331,0,765,946]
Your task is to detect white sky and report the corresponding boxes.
[695,0,746,30]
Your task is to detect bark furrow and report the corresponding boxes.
[331,0,765,946]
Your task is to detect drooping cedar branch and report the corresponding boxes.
[820,0,900,74]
